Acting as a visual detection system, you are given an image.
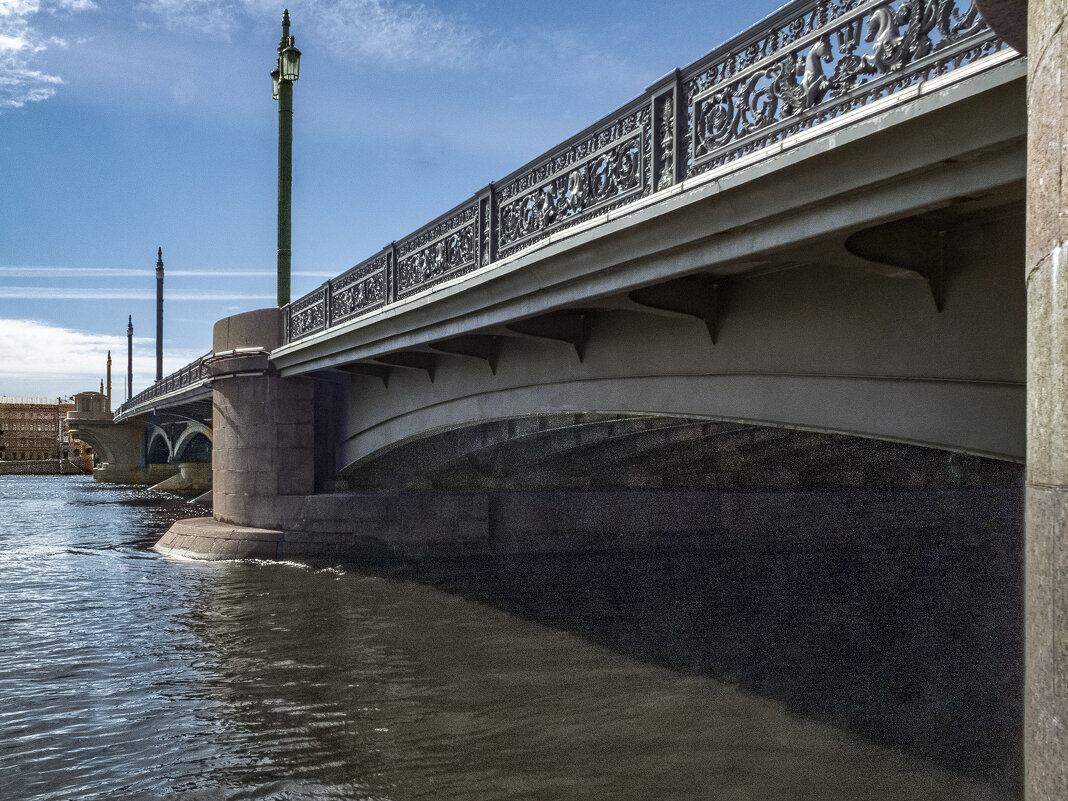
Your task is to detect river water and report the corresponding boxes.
[0,476,1021,800]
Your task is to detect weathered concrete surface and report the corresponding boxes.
[213,306,283,352]
[208,309,315,531]
[0,459,89,476]
[342,415,1024,493]
[1024,1,1068,796]
[975,0,1027,52]
[210,361,315,530]
[92,463,147,484]
[66,412,148,484]
[155,485,1021,562]
[155,517,282,560]
[149,462,212,495]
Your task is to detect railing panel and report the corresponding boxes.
[287,285,328,341]
[330,250,391,326]
[682,0,997,178]
[494,103,652,262]
[396,201,479,300]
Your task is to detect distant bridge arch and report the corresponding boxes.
[145,429,173,465]
[172,425,212,463]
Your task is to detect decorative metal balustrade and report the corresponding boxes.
[115,352,212,417]
[285,0,1011,344]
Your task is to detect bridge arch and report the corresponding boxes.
[172,424,212,463]
[145,428,173,465]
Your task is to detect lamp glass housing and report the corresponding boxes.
[271,68,280,100]
[279,45,301,82]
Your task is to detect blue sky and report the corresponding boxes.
[1,0,785,399]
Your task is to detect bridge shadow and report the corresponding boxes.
[381,485,1023,794]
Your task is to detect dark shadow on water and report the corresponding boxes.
[382,501,1023,794]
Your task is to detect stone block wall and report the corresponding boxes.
[211,367,315,530]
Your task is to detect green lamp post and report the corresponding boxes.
[272,9,301,307]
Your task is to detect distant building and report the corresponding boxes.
[0,397,93,470]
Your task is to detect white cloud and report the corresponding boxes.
[307,0,479,67]
[0,318,202,396]
[137,0,479,66]
[0,286,275,300]
[54,0,97,10]
[0,2,43,18]
[0,0,95,110]
[135,0,240,36]
[0,265,334,278]
[0,33,30,50]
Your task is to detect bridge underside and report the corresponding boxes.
[342,414,1022,494]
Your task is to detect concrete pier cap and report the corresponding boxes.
[212,306,284,353]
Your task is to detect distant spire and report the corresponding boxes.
[127,315,133,402]
[155,248,164,383]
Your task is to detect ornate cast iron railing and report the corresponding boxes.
[285,0,1011,343]
[115,352,212,417]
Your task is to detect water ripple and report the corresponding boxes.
[0,476,1018,800]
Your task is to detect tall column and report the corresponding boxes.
[1020,1,1068,797]
[156,247,164,382]
[106,350,112,412]
[277,56,293,306]
[127,315,133,401]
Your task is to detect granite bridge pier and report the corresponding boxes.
[66,0,1068,796]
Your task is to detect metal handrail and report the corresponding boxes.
[115,351,212,417]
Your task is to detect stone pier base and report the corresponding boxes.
[149,462,212,495]
[93,463,144,484]
[155,517,282,560]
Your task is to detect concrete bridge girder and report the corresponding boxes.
[340,411,1020,494]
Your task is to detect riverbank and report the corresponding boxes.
[0,459,89,476]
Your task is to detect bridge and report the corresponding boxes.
[69,0,1068,795]
[81,0,1026,528]
[66,356,213,490]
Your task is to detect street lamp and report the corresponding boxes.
[273,8,301,307]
